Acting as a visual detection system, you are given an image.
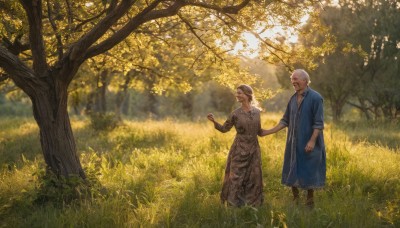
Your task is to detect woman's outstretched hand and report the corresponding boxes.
[207,113,215,123]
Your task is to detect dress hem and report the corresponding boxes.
[282,182,325,190]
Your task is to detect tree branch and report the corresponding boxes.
[73,8,108,32]
[46,0,64,61]
[106,0,119,14]
[84,0,169,59]
[68,0,139,61]
[190,50,206,69]
[346,100,372,112]
[178,14,223,60]
[136,20,181,41]
[0,46,46,97]
[1,35,30,56]
[134,64,170,79]
[65,0,73,24]
[85,0,252,59]
[224,13,288,54]
[187,0,251,14]
[223,13,292,68]
[19,0,48,76]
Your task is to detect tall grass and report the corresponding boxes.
[0,114,399,227]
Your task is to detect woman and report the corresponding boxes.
[207,84,264,207]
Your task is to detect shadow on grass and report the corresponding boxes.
[0,118,178,166]
[0,118,41,167]
[0,119,98,167]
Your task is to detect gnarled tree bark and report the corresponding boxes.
[31,78,85,178]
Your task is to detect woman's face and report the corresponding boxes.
[236,88,249,103]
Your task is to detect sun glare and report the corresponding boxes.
[233,14,310,58]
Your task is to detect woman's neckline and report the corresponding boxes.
[240,106,253,113]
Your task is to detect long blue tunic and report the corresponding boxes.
[279,87,326,189]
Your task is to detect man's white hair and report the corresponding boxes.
[292,69,311,84]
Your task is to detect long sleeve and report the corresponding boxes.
[312,96,324,130]
[214,113,235,133]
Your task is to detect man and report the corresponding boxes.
[261,69,326,208]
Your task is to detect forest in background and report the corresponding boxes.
[0,1,399,226]
[1,0,398,124]
[0,57,291,120]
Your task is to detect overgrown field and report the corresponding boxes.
[0,114,399,227]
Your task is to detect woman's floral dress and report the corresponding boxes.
[214,107,263,207]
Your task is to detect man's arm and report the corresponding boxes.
[259,123,286,137]
[305,129,320,153]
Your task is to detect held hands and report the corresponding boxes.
[259,129,272,137]
[207,113,215,123]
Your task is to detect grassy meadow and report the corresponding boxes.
[0,113,399,227]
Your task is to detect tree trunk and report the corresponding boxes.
[85,92,95,115]
[331,102,342,123]
[357,98,372,120]
[94,70,109,113]
[115,91,125,121]
[115,76,131,121]
[147,91,158,117]
[31,81,85,179]
[99,70,108,113]
[181,92,194,119]
[331,96,348,122]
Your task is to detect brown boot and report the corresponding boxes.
[292,187,299,205]
[306,189,314,209]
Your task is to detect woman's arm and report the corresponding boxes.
[207,113,216,123]
[208,113,234,133]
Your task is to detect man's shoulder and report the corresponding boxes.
[308,88,323,100]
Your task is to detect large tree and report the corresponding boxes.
[0,0,312,178]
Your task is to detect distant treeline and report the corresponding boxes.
[0,58,293,120]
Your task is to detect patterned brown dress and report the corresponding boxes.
[214,107,263,207]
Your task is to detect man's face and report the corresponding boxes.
[290,73,308,92]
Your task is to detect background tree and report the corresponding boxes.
[275,0,400,121]
[306,6,367,122]
[353,0,400,119]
